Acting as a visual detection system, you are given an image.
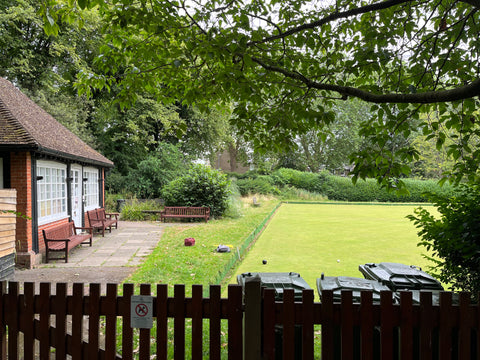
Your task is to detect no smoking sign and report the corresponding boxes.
[131,295,153,329]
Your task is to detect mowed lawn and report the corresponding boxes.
[228,203,436,293]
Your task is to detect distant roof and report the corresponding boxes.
[0,77,113,167]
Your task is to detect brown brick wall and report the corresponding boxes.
[10,152,32,253]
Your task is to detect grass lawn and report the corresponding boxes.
[126,196,281,296]
[228,202,436,295]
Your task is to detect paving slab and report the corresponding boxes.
[12,220,170,294]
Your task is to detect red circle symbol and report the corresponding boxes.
[135,303,149,317]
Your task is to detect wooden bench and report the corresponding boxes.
[159,206,210,223]
[42,221,92,263]
[87,208,119,237]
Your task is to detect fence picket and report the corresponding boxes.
[54,283,68,359]
[191,284,203,360]
[458,292,472,360]
[70,283,84,359]
[38,282,51,359]
[399,291,414,360]
[22,283,35,360]
[156,284,168,360]
[360,291,374,360]
[209,285,221,360]
[174,284,186,360]
[139,283,152,360]
[121,283,134,360]
[321,290,335,360]
[282,288,296,360]
[105,283,118,360]
[88,283,101,359]
[7,281,19,359]
[419,292,433,359]
[380,291,395,360]
[227,284,243,360]
[439,292,453,360]
[341,291,354,360]
[302,289,315,360]
[263,288,276,360]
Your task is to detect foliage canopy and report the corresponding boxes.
[41,0,480,190]
[407,184,480,295]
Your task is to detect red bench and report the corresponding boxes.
[87,208,119,237]
[42,221,92,263]
[160,206,210,223]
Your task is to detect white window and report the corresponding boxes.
[83,167,99,210]
[37,160,68,224]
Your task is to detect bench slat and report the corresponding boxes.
[159,206,210,223]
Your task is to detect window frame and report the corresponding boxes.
[83,167,100,211]
[37,160,68,225]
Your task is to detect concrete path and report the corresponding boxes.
[12,220,171,294]
[41,220,164,268]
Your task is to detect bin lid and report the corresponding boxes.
[317,276,391,303]
[237,272,311,301]
[358,262,443,291]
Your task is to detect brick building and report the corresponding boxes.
[0,78,113,268]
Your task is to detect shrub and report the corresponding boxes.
[120,199,163,221]
[236,175,280,196]
[407,184,480,295]
[161,164,231,218]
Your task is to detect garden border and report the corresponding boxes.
[215,202,282,285]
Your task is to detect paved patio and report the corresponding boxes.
[12,220,171,293]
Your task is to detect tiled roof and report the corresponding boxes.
[0,78,113,167]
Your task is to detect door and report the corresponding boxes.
[70,166,82,227]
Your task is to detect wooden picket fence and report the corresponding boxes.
[0,280,479,359]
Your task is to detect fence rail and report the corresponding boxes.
[1,281,479,359]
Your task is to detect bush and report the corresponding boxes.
[120,199,163,221]
[161,164,231,218]
[407,184,480,295]
[230,168,456,202]
[236,175,280,196]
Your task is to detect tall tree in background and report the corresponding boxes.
[0,0,102,144]
[41,0,480,190]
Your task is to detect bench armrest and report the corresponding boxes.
[105,212,119,219]
[74,226,93,234]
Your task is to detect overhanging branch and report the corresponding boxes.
[248,0,414,46]
[252,57,480,103]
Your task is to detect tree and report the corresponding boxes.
[0,0,102,145]
[407,184,480,295]
[41,0,480,189]
[296,99,368,172]
[125,143,188,198]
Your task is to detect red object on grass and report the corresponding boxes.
[184,237,195,246]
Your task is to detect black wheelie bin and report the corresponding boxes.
[237,272,311,360]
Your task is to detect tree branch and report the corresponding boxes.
[251,57,480,103]
[247,0,414,46]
